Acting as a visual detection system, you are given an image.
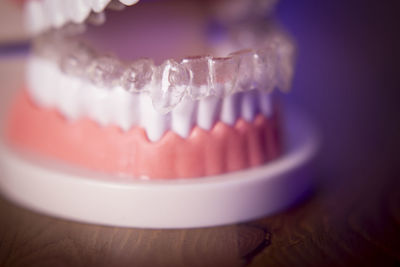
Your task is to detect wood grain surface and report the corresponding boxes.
[0,142,398,267]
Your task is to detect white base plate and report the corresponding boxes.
[0,110,318,229]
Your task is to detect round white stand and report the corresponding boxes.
[0,110,318,229]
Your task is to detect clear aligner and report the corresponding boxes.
[33,28,295,114]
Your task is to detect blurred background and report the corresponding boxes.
[274,3,399,262]
[275,0,399,188]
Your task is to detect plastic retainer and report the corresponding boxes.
[33,27,295,114]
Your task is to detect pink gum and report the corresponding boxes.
[6,90,282,179]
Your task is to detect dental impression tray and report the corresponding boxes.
[0,0,318,228]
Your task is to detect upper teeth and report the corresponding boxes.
[24,0,140,35]
[32,28,295,114]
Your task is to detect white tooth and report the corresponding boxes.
[25,0,138,34]
[107,0,126,10]
[241,90,259,122]
[110,87,139,131]
[84,0,95,8]
[46,0,66,28]
[41,0,54,29]
[259,91,273,117]
[197,97,220,131]
[26,56,44,105]
[44,60,59,107]
[139,94,169,142]
[27,57,58,107]
[85,0,99,11]
[92,0,112,12]
[118,0,140,6]
[56,0,70,28]
[70,0,92,23]
[25,0,48,34]
[84,84,112,126]
[57,0,71,24]
[56,75,83,120]
[171,98,197,138]
[220,93,241,125]
[63,0,78,23]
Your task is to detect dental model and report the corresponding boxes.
[6,0,295,179]
[0,0,316,229]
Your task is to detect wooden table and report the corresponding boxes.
[1,0,399,266]
[0,155,399,267]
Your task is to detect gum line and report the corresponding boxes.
[7,91,281,179]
